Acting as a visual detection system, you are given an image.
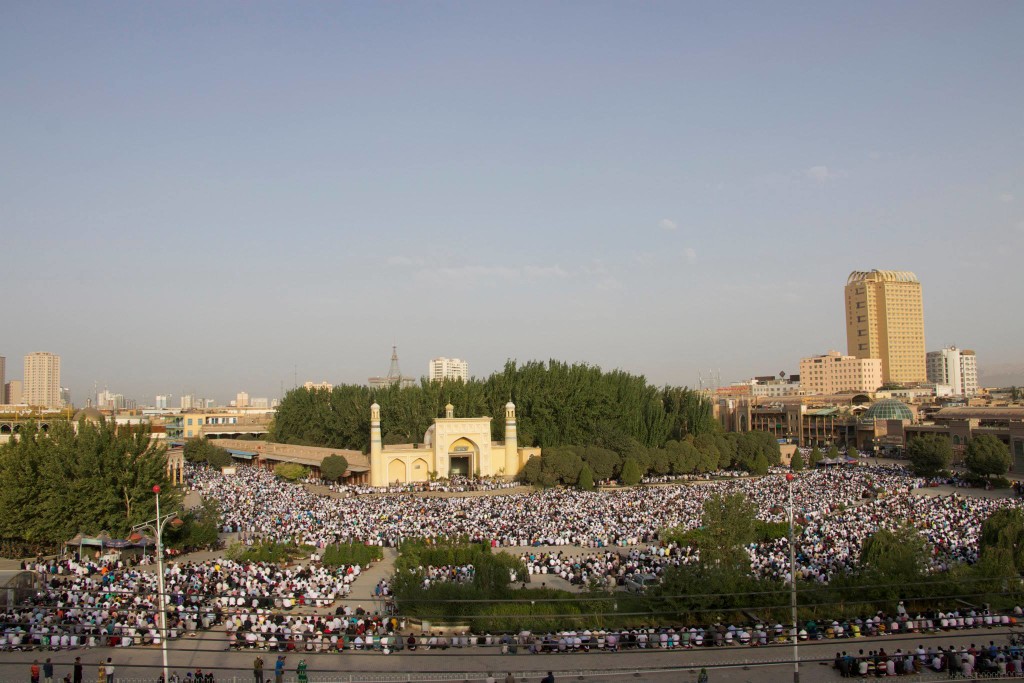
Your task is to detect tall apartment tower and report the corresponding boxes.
[23,351,61,409]
[845,270,926,385]
[0,356,5,403]
[926,346,979,397]
[428,357,469,383]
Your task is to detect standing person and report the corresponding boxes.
[296,659,307,683]
[504,674,515,683]
[105,658,114,683]
[96,661,105,683]
[274,656,285,683]
[253,655,264,683]
[43,659,54,683]
[697,668,709,683]
[486,675,496,683]
[73,658,83,683]
[30,660,41,683]
[541,673,554,683]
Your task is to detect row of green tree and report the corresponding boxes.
[518,431,781,487]
[0,421,180,548]
[648,490,1024,626]
[270,360,716,453]
[906,433,1012,480]
[390,490,1024,631]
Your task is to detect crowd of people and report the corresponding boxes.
[325,475,522,497]
[5,459,1024,672]
[188,462,1023,585]
[833,640,1024,677]
[1,554,369,654]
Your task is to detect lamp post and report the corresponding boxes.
[132,485,177,683]
[785,472,799,683]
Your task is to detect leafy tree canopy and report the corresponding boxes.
[0,420,178,547]
[274,462,308,481]
[319,454,349,482]
[906,435,952,477]
[271,359,715,454]
[965,435,1011,478]
[790,449,805,472]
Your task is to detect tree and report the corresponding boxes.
[965,435,1011,479]
[183,438,232,468]
[319,454,349,482]
[270,359,716,452]
[518,456,543,485]
[698,492,757,572]
[274,462,308,481]
[790,449,805,472]
[577,463,595,491]
[979,508,1024,572]
[808,446,823,468]
[860,525,928,582]
[620,457,643,486]
[0,419,178,546]
[827,445,840,461]
[906,435,952,477]
[580,446,620,482]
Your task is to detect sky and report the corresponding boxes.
[2,2,1023,405]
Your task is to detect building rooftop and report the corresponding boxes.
[846,269,919,285]
[934,407,1024,421]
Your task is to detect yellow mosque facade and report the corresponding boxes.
[368,401,539,487]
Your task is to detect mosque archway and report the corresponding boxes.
[388,459,407,484]
[447,437,478,477]
[411,458,429,483]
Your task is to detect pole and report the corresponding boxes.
[786,473,799,683]
[154,485,170,683]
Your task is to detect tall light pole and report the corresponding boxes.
[785,472,799,683]
[132,485,177,683]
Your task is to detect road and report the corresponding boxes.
[0,627,1015,682]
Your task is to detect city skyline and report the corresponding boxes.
[3,3,1023,402]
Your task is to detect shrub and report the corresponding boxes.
[620,458,643,486]
[274,462,308,481]
[321,542,383,568]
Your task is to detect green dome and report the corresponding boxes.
[861,399,913,422]
[73,407,103,424]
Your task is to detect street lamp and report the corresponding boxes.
[785,472,799,683]
[131,485,178,683]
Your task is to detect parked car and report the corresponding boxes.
[624,573,659,593]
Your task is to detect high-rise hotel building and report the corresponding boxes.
[845,270,926,385]
[23,351,61,409]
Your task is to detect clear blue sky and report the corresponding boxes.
[3,2,1022,404]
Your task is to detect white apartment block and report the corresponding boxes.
[429,357,469,383]
[799,351,883,395]
[23,352,61,409]
[926,346,979,397]
[303,381,333,391]
[235,391,250,408]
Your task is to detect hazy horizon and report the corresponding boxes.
[3,2,1022,404]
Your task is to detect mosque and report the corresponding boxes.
[368,401,540,487]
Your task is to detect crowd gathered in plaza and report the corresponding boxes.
[4,459,1024,670]
[1,555,365,654]
[190,462,1021,584]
